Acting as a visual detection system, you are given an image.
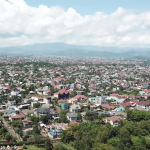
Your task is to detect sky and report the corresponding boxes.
[25,0,150,15]
[0,0,150,48]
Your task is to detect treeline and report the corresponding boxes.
[127,110,150,121]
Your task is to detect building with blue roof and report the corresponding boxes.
[61,103,68,110]
[116,107,125,112]
[110,96,125,103]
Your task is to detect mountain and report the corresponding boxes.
[0,42,149,58]
[52,49,138,58]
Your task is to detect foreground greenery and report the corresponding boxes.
[59,110,150,150]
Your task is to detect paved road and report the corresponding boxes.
[0,117,21,142]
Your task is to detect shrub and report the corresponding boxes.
[22,144,27,149]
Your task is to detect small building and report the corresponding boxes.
[116,107,125,112]
[43,97,51,105]
[50,125,63,138]
[101,104,115,110]
[36,107,51,118]
[103,117,120,126]
[70,104,81,113]
[10,114,23,121]
[61,103,69,110]
[54,89,69,100]
[66,113,78,121]
[22,120,33,128]
[120,102,133,108]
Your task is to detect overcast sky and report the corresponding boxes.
[0,0,150,48]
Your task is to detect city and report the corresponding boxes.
[0,0,150,149]
[0,56,149,149]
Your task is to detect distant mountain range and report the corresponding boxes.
[0,42,150,58]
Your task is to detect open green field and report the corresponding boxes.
[26,145,45,150]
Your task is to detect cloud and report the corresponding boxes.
[0,0,150,47]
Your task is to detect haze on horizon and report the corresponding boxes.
[0,0,150,49]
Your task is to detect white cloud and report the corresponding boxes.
[0,0,150,47]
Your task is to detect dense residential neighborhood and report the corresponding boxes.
[0,56,149,149]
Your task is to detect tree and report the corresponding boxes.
[58,110,69,123]
[125,98,130,102]
[92,143,115,150]
[107,138,120,147]
[33,135,44,146]
[40,115,49,124]
[77,113,82,121]
[19,130,23,137]
[119,128,132,146]
[22,144,27,149]
[53,142,67,150]
[141,137,146,146]
[5,133,12,141]
[33,102,41,108]
[33,124,40,135]
[30,115,39,123]
[61,130,72,143]
[45,138,53,150]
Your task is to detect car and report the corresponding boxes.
[14,145,17,149]
[7,145,10,149]
[18,148,23,150]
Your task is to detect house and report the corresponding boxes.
[101,104,115,110]
[43,97,51,105]
[66,113,78,121]
[11,87,21,96]
[90,105,100,112]
[9,111,25,121]
[18,104,30,109]
[52,78,66,84]
[36,89,43,95]
[68,98,78,104]
[7,101,16,106]
[50,125,63,138]
[120,102,133,108]
[0,105,7,111]
[31,96,43,102]
[103,117,120,126]
[4,106,20,117]
[69,121,80,126]
[40,122,68,138]
[99,111,111,115]
[54,89,69,99]
[36,107,51,118]
[88,96,109,105]
[61,103,69,110]
[22,120,33,128]
[58,100,67,104]
[43,90,52,96]
[70,104,81,113]
[76,91,84,95]
[10,114,24,121]
[51,112,59,120]
[116,107,125,112]
[22,99,31,104]
[74,95,87,101]
[88,111,99,117]
[134,101,150,109]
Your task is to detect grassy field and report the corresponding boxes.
[26,145,45,150]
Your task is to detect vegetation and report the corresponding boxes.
[33,102,41,109]
[45,138,53,150]
[58,109,69,123]
[40,115,49,124]
[59,112,150,150]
